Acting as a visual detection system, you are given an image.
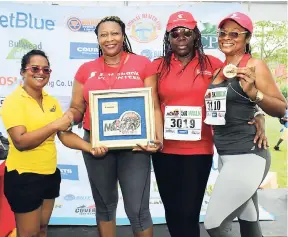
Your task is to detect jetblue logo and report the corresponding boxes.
[0,12,55,30]
[70,42,99,59]
[58,164,79,180]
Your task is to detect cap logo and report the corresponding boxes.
[178,14,183,19]
[230,13,239,19]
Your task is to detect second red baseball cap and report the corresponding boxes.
[218,12,253,33]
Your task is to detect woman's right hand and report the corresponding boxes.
[53,114,73,131]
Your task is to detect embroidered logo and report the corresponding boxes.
[88,71,97,79]
[50,105,56,112]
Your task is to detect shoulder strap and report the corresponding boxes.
[238,54,251,67]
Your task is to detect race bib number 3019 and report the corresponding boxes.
[164,106,202,141]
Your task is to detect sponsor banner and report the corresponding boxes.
[0,2,275,226]
[69,42,99,59]
[0,11,55,30]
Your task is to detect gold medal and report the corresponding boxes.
[223,64,237,78]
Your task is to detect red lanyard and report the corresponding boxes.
[100,52,128,89]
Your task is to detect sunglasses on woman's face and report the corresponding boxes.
[25,65,52,75]
[217,30,248,39]
[169,28,194,39]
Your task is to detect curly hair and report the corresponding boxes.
[94,16,133,57]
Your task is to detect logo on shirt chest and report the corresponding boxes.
[50,105,56,112]
[196,69,212,76]
[97,72,141,81]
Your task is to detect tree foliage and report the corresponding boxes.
[251,21,287,65]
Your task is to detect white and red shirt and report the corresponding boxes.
[75,53,153,130]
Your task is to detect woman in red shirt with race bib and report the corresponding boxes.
[146,11,266,237]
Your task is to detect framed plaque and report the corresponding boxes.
[89,87,155,149]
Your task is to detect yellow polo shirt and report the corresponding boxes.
[1,86,63,174]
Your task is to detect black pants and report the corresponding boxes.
[152,153,213,237]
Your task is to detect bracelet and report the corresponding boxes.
[254,111,265,117]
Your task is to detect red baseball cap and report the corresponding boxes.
[218,12,253,33]
[166,11,197,32]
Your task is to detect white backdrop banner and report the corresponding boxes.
[0,2,274,225]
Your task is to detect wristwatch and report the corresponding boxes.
[250,90,264,103]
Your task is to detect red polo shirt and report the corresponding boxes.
[75,53,153,130]
[147,54,223,155]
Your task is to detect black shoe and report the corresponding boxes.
[274,146,280,151]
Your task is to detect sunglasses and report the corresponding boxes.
[217,30,248,39]
[25,66,52,75]
[169,28,194,39]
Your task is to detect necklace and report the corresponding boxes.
[104,60,120,65]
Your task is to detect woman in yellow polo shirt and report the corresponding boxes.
[1,49,107,237]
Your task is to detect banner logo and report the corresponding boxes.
[127,14,161,43]
[58,164,79,180]
[0,12,55,30]
[64,194,93,201]
[70,42,99,59]
[7,39,42,60]
[67,17,100,32]
[0,76,20,86]
[140,49,162,60]
[200,22,218,49]
[75,205,96,215]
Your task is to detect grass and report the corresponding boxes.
[266,116,287,187]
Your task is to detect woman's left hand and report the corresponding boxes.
[237,66,257,97]
[132,140,163,153]
[248,114,269,149]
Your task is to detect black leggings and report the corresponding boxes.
[152,153,213,237]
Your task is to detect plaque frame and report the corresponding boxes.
[89,87,155,149]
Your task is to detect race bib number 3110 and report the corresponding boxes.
[164,106,202,141]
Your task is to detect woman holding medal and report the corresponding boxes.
[65,16,163,237]
[146,11,268,237]
[203,12,287,237]
[2,49,101,237]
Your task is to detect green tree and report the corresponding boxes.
[252,21,287,65]
[252,21,287,98]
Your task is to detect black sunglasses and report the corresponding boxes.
[217,30,248,39]
[169,28,194,39]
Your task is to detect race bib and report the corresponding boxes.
[164,106,202,141]
[204,87,228,125]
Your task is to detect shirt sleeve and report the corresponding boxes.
[1,96,26,130]
[75,63,88,84]
[144,58,162,78]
